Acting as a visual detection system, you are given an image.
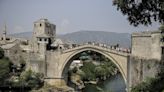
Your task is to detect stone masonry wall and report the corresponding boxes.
[131,35,152,59]
[129,56,161,89]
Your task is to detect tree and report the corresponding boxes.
[0,48,12,85]
[113,0,164,26]
[81,62,96,81]
[0,57,12,85]
[0,47,4,59]
[95,66,106,78]
[11,70,44,89]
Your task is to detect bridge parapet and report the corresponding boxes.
[62,43,130,57]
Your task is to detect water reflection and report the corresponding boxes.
[83,74,126,92]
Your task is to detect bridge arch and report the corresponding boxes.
[60,46,127,84]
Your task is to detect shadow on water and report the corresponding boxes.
[83,74,126,92]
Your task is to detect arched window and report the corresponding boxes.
[59,46,62,49]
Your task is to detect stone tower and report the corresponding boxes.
[131,30,163,60]
[129,30,164,90]
[32,18,56,57]
[2,24,7,42]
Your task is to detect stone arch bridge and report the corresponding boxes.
[45,44,130,88]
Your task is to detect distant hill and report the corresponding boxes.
[10,32,33,39]
[10,31,131,48]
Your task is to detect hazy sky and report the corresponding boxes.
[0,0,160,34]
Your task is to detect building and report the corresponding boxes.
[129,29,164,88]
[0,18,65,66]
[70,60,83,69]
[132,30,164,60]
[31,19,56,56]
[0,24,22,64]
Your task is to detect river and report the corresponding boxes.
[83,74,126,92]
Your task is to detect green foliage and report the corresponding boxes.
[0,57,12,85]
[131,82,149,92]
[0,47,43,90]
[21,70,43,89]
[78,59,117,82]
[81,62,96,81]
[11,70,44,89]
[69,51,118,92]
[0,47,4,59]
[113,0,164,26]
[131,76,164,92]
[95,66,106,78]
[76,69,86,79]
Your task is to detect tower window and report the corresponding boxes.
[59,47,62,49]
[161,37,164,42]
[44,39,47,41]
[40,24,42,27]
[162,47,164,55]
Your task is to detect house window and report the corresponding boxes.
[44,39,47,41]
[39,38,42,41]
[162,47,164,55]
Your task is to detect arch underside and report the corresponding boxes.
[61,47,128,84]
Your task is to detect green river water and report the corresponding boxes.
[83,74,126,92]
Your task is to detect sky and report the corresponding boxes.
[0,0,160,34]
